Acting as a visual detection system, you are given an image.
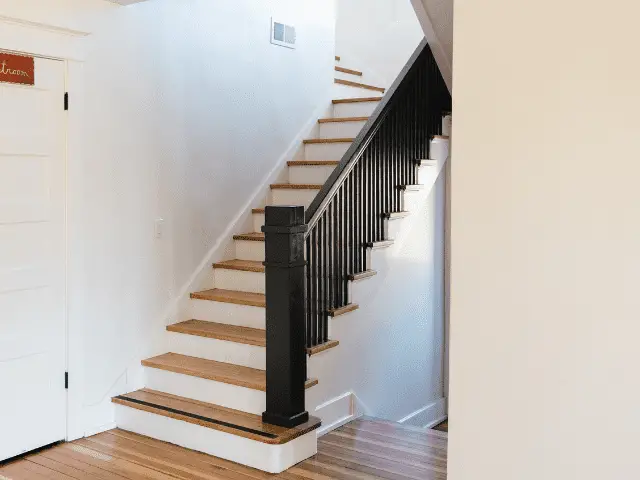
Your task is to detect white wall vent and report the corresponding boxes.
[271,18,296,49]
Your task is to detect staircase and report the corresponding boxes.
[112,43,451,474]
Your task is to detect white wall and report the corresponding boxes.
[449,1,640,478]
[308,159,448,430]
[335,0,423,88]
[0,0,336,438]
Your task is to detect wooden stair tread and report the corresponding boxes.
[142,353,318,391]
[167,320,266,346]
[168,320,339,357]
[328,303,359,317]
[335,66,363,76]
[307,340,340,356]
[348,270,377,282]
[270,183,323,190]
[252,208,265,214]
[287,160,340,166]
[384,211,411,220]
[212,259,265,273]
[332,97,383,104]
[416,159,438,167]
[433,135,450,140]
[367,240,395,250]
[318,116,369,124]
[112,389,321,445]
[233,232,265,242]
[398,184,424,192]
[303,138,354,144]
[334,79,385,93]
[190,288,266,307]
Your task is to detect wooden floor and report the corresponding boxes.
[0,417,447,479]
[433,420,449,433]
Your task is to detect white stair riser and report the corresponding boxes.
[235,239,264,262]
[214,268,265,294]
[431,137,449,161]
[333,101,380,118]
[144,367,265,415]
[418,164,439,186]
[253,213,265,233]
[305,142,351,161]
[319,121,367,139]
[271,189,319,208]
[333,83,384,99]
[288,165,335,185]
[443,114,452,136]
[188,298,265,329]
[114,405,317,474]
[164,331,266,369]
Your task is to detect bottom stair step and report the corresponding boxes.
[113,389,321,473]
[113,389,321,445]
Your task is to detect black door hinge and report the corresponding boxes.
[65,372,69,389]
[64,92,69,111]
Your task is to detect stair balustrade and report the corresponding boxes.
[262,39,451,427]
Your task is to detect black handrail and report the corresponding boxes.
[304,38,451,347]
[306,38,430,226]
[261,38,451,427]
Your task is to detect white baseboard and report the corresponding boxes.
[314,392,363,437]
[83,422,117,439]
[397,397,447,428]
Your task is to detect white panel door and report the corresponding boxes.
[0,56,66,461]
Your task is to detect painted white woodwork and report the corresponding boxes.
[333,100,381,118]
[114,404,318,473]
[319,119,367,139]
[304,142,351,161]
[235,239,265,262]
[288,165,337,185]
[0,56,67,461]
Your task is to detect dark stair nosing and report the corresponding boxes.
[114,394,278,440]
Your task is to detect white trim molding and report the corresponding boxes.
[314,392,364,437]
[398,397,447,428]
[0,15,89,61]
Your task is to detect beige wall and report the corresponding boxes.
[449,1,640,478]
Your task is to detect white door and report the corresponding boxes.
[0,55,67,460]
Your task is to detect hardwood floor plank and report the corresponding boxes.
[52,444,176,480]
[21,460,80,480]
[292,458,379,480]
[27,454,103,480]
[76,436,259,480]
[357,417,448,439]
[316,444,445,480]
[310,453,420,480]
[342,421,449,447]
[318,435,447,473]
[9,417,447,480]
[330,428,448,457]
[38,448,131,480]
[102,431,274,480]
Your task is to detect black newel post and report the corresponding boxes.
[261,205,310,428]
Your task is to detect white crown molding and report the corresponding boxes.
[0,14,90,37]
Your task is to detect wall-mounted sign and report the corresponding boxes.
[0,52,35,86]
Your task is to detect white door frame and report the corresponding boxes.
[0,15,90,442]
